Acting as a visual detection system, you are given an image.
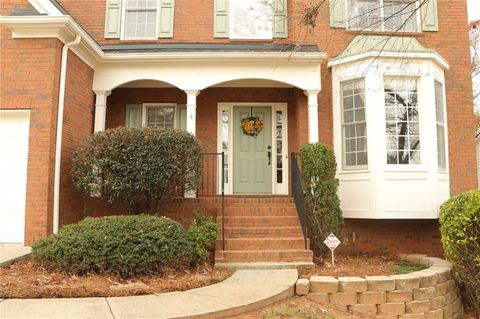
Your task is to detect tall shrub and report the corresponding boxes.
[300,143,343,257]
[72,128,202,213]
[439,190,480,316]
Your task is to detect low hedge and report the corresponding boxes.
[32,214,217,277]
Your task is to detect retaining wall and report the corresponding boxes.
[295,254,463,319]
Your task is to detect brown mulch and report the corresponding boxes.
[0,259,233,299]
[299,254,401,278]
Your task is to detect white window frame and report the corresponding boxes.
[434,79,448,171]
[383,76,422,166]
[142,103,178,128]
[217,102,288,195]
[345,0,422,33]
[120,0,160,40]
[229,0,273,40]
[340,78,368,170]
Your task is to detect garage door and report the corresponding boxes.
[0,110,30,243]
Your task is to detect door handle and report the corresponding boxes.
[267,145,271,165]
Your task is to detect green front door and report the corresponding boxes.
[233,106,272,194]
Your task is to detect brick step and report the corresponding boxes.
[221,226,304,238]
[220,207,299,217]
[223,196,294,205]
[216,237,309,250]
[215,249,313,263]
[217,216,300,227]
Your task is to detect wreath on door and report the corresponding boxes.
[241,116,263,137]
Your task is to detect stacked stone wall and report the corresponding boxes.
[295,254,463,319]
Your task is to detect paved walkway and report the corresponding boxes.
[0,269,298,319]
[0,244,31,266]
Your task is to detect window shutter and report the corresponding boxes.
[177,105,187,131]
[273,0,288,38]
[125,104,142,128]
[158,0,175,38]
[214,0,229,38]
[329,0,346,28]
[104,0,122,38]
[421,0,439,32]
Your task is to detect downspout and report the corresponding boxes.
[53,35,81,234]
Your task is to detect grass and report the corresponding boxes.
[262,304,340,319]
[393,262,428,274]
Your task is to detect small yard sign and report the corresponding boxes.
[324,233,341,266]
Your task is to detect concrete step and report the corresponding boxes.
[216,249,313,263]
[216,237,309,251]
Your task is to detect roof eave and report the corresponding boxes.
[327,51,449,70]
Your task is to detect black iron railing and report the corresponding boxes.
[197,152,225,251]
[291,152,308,250]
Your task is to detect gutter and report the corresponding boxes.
[53,35,81,234]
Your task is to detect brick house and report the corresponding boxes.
[0,0,477,265]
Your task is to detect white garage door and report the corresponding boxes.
[0,110,30,243]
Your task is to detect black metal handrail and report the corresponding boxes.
[197,152,225,251]
[291,152,308,250]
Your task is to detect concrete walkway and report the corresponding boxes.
[0,244,31,266]
[0,269,298,319]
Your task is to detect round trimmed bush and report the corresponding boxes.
[71,128,202,213]
[439,190,480,315]
[32,215,193,277]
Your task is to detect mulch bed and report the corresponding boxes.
[299,253,402,278]
[0,259,233,299]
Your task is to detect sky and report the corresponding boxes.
[468,0,480,21]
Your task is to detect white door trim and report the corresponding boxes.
[217,102,288,195]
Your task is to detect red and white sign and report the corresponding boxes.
[324,233,341,251]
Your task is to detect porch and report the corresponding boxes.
[89,48,324,265]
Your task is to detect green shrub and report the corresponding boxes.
[71,128,202,213]
[439,190,480,316]
[32,215,193,277]
[188,212,218,262]
[299,143,343,257]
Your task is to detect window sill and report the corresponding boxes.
[344,30,424,37]
[339,169,371,174]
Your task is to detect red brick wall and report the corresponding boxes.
[341,219,443,257]
[0,22,62,244]
[59,51,95,228]
[57,0,477,193]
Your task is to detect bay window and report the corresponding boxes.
[341,79,368,169]
[384,78,420,165]
[347,0,419,32]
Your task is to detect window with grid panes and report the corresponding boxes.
[341,79,368,169]
[384,78,420,165]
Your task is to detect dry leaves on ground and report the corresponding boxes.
[0,259,233,299]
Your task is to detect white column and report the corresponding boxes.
[93,90,111,132]
[305,90,320,143]
[185,90,200,135]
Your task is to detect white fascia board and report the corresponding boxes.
[28,0,63,16]
[101,51,327,63]
[0,16,102,68]
[328,51,449,70]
